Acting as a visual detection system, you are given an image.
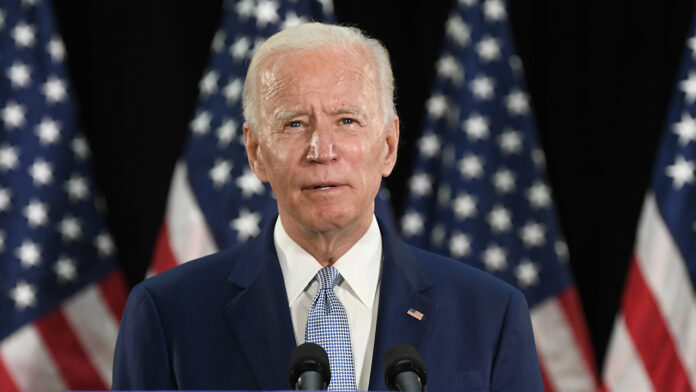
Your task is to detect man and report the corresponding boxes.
[113,23,543,391]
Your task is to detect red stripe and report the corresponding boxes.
[0,356,20,392]
[538,358,555,392]
[98,270,128,321]
[557,285,600,382]
[34,308,107,390]
[150,222,179,275]
[623,255,691,391]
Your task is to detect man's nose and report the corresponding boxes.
[306,126,337,163]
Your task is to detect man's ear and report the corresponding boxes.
[382,115,400,177]
[243,123,269,182]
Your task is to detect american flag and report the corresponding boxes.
[0,0,127,391]
[150,0,396,275]
[601,12,696,392]
[400,0,599,390]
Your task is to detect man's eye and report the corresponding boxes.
[341,118,354,125]
[288,121,302,128]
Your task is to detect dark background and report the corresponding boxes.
[52,0,696,370]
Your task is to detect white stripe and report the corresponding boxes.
[602,316,654,392]
[62,283,119,388]
[634,193,696,389]
[530,297,596,392]
[0,324,67,392]
[166,161,217,264]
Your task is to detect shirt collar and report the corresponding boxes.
[274,216,382,309]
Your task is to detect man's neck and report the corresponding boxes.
[277,214,374,267]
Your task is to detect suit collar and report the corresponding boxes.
[225,218,296,390]
[368,223,439,390]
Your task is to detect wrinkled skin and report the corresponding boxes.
[243,44,399,265]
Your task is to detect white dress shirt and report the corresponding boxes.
[275,216,382,391]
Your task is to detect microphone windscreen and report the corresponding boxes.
[383,344,427,389]
[288,342,331,388]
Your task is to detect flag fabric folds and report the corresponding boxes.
[0,1,127,391]
[601,13,696,392]
[400,1,598,390]
[150,0,396,275]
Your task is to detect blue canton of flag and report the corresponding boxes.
[0,0,127,391]
[401,1,597,390]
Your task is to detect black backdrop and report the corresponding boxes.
[51,0,696,369]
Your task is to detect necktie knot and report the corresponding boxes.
[316,266,341,291]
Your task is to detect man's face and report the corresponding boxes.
[244,45,399,236]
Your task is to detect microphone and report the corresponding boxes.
[383,344,427,391]
[288,342,331,390]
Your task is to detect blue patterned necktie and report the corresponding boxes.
[305,266,357,391]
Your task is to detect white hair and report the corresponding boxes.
[242,23,396,131]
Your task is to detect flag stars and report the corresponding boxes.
[488,205,512,232]
[7,62,32,88]
[217,118,237,147]
[409,172,432,197]
[282,11,307,29]
[471,76,495,100]
[234,0,255,19]
[65,175,89,201]
[58,216,82,241]
[255,0,280,28]
[199,71,219,97]
[211,30,226,53]
[16,240,41,268]
[0,144,20,171]
[520,221,546,247]
[476,36,501,62]
[680,72,696,104]
[47,38,66,62]
[458,154,484,179]
[482,244,507,272]
[430,224,447,247]
[210,159,233,188]
[236,168,265,198]
[12,22,36,48]
[673,112,696,146]
[417,132,441,158]
[29,159,54,185]
[506,89,530,115]
[453,192,477,219]
[515,260,540,287]
[0,10,5,30]
[483,0,507,22]
[555,240,569,262]
[0,187,11,212]
[498,129,522,154]
[71,137,90,160]
[527,182,551,208]
[493,169,516,193]
[426,94,449,120]
[231,208,262,242]
[230,36,252,61]
[2,101,27,129]
[436,55,464,86]
[95,233,115,257]
[437,184,451,207]
[41,76,67,104]
[449,232,471,258]
[24,199,48,227]
[36,118,61,145]
[666,155,695,189]
[0,231,5,253]
[463,114,490,140]
[223,78,243,104]
[446,15,471,47]
[191,110,212,135]
[10,281,37,310]
[401,211,425,237]
[54,257,78,283]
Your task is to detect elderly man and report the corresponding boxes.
[113,23,543,391]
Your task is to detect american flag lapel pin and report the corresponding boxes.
[407,308,424,321]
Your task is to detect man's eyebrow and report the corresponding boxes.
[336,106,364,116]
[275,111,305,123]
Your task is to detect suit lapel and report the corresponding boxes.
[368,227,439,390]
[224,222,297,390]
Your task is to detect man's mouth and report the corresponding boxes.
[312,184,337,190]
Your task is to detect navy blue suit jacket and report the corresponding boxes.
[113,220,543,391]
